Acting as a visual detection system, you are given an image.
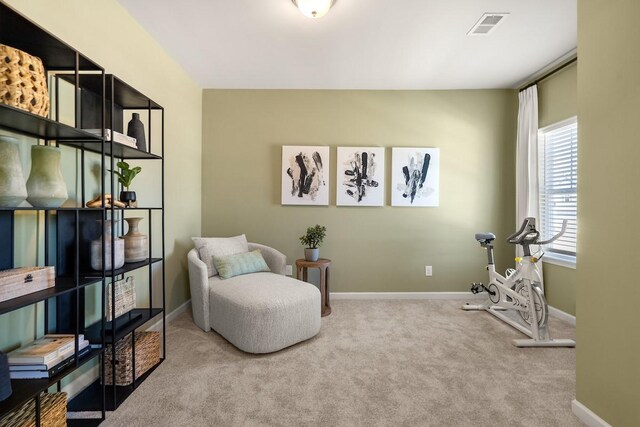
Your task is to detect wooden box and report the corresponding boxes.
[0,267,55,303]
[104,331,160,386]
[0,392,67,427]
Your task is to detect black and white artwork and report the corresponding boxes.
[391,147,440,207]
[281,146,330,205]
[336,147,385,206]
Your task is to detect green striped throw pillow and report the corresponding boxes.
[212,249,271,280]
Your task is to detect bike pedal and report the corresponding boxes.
[470,283,484,294]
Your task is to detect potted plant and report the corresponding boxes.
[113,161,142,208]
[299,224,327,262]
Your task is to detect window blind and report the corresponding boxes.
[538,119,578,257]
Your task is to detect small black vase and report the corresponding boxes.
[127,113,147,152]
[0,351,11,402]
[120,191,137,208]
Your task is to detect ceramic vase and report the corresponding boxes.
[123,217,148,263]
[0,136,28,207]
[127,113,146,152]
[304,248,320,262]
[0,350,11,402]
[26,145,68,208]
[91,220,125,271]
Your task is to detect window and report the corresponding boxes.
[538,117,578,267]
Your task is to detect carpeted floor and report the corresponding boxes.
[102,300,582,426]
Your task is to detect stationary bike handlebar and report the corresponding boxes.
[506,217,568,246]
[506,218,534,244]
[537,219,568,245]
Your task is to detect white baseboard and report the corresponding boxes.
[330,292,485,300]
[548,305,576,326]
[147,299,191,332]
[572,400,612,427]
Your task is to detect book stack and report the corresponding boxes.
[84,129,137,149]
[7,335,90,379]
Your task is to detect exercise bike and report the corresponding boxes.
[462,217,575,348]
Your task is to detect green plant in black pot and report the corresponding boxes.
[299,224,327,262]
[113,161,141,208]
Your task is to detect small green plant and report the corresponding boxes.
[299,225,327,249]
[112,161,141,191]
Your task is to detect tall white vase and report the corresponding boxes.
[26,145,68,208]
[0,136,28,207]
[91,220,125,271]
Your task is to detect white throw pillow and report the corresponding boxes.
[191,234,248,277]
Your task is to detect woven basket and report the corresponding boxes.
[104,331,160,386]
[0,392,67,427]
[0,44,50,117]
[106,277,136,321]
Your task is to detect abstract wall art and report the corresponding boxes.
[336,147,385,206]
[391,147,440,207]
[281,146,330,205]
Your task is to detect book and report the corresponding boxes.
[9,339,89,370]
[84,129,137,148]
[9,346,91,379]
[7,336,75,365]
[8,334,88,365]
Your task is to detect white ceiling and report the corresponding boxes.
[118,0,576,90]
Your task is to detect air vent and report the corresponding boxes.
[468,13,509,36]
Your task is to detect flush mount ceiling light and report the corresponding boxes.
[291,0,336,19]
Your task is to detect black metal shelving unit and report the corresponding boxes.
[0,2,166,425]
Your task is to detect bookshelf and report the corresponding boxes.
[0,2,166,424]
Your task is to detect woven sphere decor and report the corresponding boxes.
[0,44,50,117]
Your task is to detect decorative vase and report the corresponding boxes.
[0,136,28,207]
[304,248,320,262]
[91,220,125,271]
[123,217,148,263]
[119,190,137,208]
[26,145,68,208]
[0,350,11,402]
[127,113,146,152]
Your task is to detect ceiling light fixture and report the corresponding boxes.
[291,0,336,19]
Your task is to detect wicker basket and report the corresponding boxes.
[106,277,136,321]
[0,44,50,117]
[0,392,67,427]
[104,331,160,386]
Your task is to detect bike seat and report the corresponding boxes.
[475,232,496,242]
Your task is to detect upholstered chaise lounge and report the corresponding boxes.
[188,241,321,353]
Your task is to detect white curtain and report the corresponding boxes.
[515,86,540,264]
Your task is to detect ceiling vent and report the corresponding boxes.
[468,13,509,36]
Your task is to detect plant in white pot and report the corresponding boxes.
[299,224,326,262]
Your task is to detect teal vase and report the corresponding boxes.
[0,136,28,207]
[26,145,68,208]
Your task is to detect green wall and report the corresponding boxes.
[537,62,578,316]
[202,90,517,293]
[577,0,640,425]
[1,0,201,351]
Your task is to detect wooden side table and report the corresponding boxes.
[296,258,331,317]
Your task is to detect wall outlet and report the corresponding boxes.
[425,266,433,276]
[286,265,293,276]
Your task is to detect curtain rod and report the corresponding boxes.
[519,56,578,92]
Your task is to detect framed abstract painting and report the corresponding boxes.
[336,147,385,206]
[281,146,330,205]
[391,147,440,207]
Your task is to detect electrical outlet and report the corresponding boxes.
[286,265,293,276]
[425,266,433,276]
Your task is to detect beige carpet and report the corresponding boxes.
[103,300,582,426]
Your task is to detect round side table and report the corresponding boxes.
[296,258,331,317]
